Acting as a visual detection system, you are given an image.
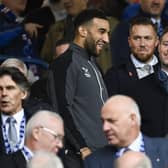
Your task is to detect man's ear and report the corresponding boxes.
[78,26,87,37]
[32,127,40,141]
[21,90,28,100]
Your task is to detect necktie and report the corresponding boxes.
[142,64,152,74]
[6,117,18,148]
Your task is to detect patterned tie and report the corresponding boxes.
[142,64,152,74]
[7,117,18,148]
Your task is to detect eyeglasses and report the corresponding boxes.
[40,126,64,143]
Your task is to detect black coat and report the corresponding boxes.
[105,60,168,137]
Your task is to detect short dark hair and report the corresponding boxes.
[129,16,157,35]
[159,26,168,41]
[74,9,108,31]
[0,67,30,92]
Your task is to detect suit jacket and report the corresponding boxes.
[105,60,168,137]
[0,150,26,168]
[0,110,32,155]
[84,136,168,168]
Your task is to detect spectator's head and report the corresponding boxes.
[158,26,168,69]
[1,58,28,77]
[101,95,141,148]
[128,17,158,63]
[62,0,88,16]
[115,151,152,168]
[25,110,64,154]
[73,9,110,56]
[55,39,70,58]
[2,0,27,15]
[27,151,64,168]
[140,0,166,19]
[0,67,30,115]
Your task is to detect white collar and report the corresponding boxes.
[161,68,168,76]
[127,132,143,152]
[1,109,24,125]
[150,17,161,24]
[130,54,158,68]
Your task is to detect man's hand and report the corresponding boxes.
[80,147,92,160]
[24,23,43,37]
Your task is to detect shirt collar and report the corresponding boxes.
[150,17,161,24]
[130,54,158,68]
[1,109,24,125]
[161,68,168,76]
[127,132,143,151]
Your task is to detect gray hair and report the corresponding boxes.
[26,110,63,138]
[27,151,64,168]
[1,58,28,77]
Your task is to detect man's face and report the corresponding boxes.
[101,102,135,147]
[158,32,168,68]
[140,0,165,18]
[84,18,110,56]
[128,24,158,63]
[63,0,87,16]
[0,75,26,115]
[2,0,27,14]
[37,118,64,154]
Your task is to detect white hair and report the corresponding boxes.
[26,110,63,138]
[27,151,64,168]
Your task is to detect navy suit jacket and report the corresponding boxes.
[84,136,168,168]
[104,60,168,137]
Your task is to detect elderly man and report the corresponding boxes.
[0,110,64,168]
[84,95,168,168]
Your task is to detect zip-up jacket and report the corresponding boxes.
[48,43,108,152]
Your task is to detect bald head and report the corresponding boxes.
[115,151,152,168]
[101,95,141,147]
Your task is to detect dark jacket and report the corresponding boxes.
[84,135,168,168]
[105,59,168,137]
[47,43,108,152]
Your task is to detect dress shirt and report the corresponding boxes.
[1,109,25,148]
[116,132,145,157]
[130,54,158,79]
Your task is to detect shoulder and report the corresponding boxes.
[84,146,115,168]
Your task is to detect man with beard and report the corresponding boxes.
[104,17,165,137]
[111,0,166,66]
[46,9,110,168]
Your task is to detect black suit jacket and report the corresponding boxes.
[84,135,168,168]
[0,150,26,168]
[105,60,168,137]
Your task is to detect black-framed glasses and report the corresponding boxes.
[40,126,64,143]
